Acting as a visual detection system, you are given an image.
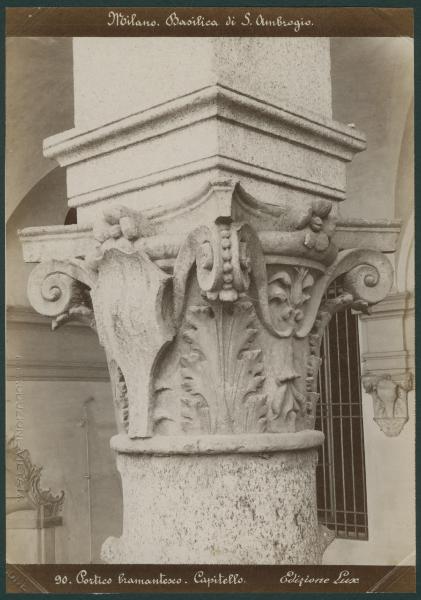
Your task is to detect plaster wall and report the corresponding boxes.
[6,380,120,563]
[331,37,413,220]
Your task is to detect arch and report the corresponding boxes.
[7,168,68,308]
[395,98,414,293]
[6,37,73,222]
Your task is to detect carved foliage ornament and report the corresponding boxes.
[268,267,315,336]
[6,436,64,520]
[181,301,266,434]
[24,189,394,439]
[362,372,413,436]
[269,372,308,431]
[305,291,371,423]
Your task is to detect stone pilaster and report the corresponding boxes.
[19,38,395,564]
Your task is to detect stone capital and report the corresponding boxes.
[22,181,394,443]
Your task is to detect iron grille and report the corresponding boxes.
[315,288,369,540]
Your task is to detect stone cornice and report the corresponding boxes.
[7,304,85,326]
[335,219,401,254]
[359,290,414,320]
[7,305,54,326]
[7,306,109,381]
[7,358,109,382]
[44,84,366,168]
[359,291,415,376]
[361,350,414,372]
[19,224,93,263]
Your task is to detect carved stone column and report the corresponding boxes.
[19,38,394,564]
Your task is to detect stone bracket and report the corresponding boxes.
[359,291,414,437]
[362,372,413,437]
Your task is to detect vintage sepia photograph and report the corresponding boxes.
[5,5,415,594]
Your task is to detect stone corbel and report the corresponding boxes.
[362,372,413,437]
[358,290,414,437]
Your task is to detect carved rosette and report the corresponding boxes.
[24,181,394,441]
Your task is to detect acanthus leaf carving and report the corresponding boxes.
[268,375,306,430]
[174,218,392,344]
[304,290,372,425]
[23,186,396,443]
[180,301,267,434]
[296,248,393,338]
[25,208,177,439]
[108,360,129,434]
[246,247,392,340]
[268,267,315,336]
[90,245,175,438]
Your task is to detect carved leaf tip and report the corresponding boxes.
[180,301,268,434]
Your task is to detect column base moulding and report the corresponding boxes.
[110,430,325,455]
